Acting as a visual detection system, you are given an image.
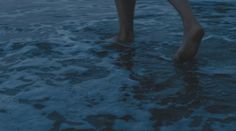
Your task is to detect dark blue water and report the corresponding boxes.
[0,0,236,130]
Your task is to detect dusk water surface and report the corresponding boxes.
[0,0,236,130]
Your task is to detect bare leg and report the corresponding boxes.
[115,0,136,42]
[168,0,204,62]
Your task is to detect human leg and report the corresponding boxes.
[115,0,136,42]
[168,0,204,62]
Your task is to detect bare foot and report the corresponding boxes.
[175,23,204,62]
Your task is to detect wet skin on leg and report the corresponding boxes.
[115,0,204,62]
[168,0,204,62]
[115,0,136,42]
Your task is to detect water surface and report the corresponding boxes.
[0,0,236,130]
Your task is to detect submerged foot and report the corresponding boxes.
[113,31,134,43]
[175,23,204,62]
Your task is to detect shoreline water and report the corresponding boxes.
[0,0,236,130]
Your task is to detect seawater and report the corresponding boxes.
[0,0,236,130]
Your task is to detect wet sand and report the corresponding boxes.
[0,0,236,130]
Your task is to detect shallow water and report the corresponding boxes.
[0,0,236,130]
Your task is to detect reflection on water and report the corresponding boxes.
[0,0,236,130]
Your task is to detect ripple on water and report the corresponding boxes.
[0,0,236,130]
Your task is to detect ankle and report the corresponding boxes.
[184,20,203,35]
[118,30,134,38]
[117,31,134,42]
[184,18,197,30]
